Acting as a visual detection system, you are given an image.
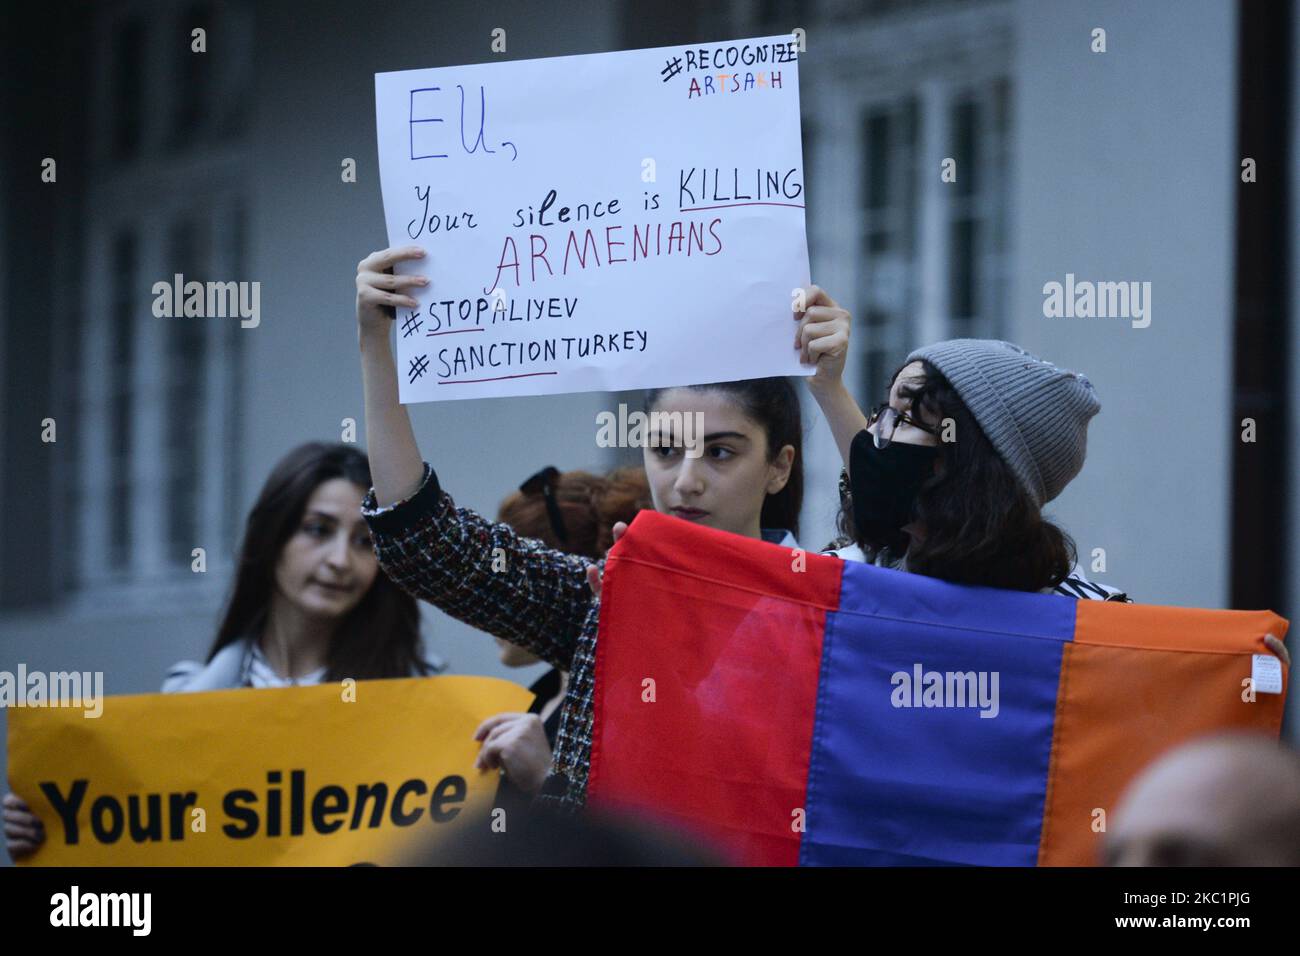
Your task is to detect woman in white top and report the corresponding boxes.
[168,441,442,691]
[4,442,442,860]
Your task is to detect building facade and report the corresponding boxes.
[1,2,1294,861]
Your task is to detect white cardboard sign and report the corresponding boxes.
[374,35,810,403]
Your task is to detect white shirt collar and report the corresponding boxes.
[245,641,328,688]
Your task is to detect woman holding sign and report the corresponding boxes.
[815,296,1294,853]
[4,442,443,861]
[354,245,849,814]
[162,442,442,691]
[809,324,1130,597]
[801,288,1288,669]
[481,464,651,806]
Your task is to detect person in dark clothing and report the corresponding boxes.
[477,466,651,810]
[357,246,843,813]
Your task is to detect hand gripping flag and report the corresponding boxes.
[587,511,1289,866]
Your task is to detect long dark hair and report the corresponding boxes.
[644,378,803,538]
[209,442,432,680]
[840,361,1075,592]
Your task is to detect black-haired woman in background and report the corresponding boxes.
[164,441,440,690]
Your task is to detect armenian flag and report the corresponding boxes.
[587,511,1289,866]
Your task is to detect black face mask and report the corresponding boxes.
[848,428,939,548]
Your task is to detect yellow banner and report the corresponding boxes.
[7,676,533,865]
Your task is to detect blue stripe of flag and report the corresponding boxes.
[800,561,1076,866]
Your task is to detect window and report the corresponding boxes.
[857,97,919,404]
[221,206,248,560]
[765,0,1014,409]
[170,5,215,146]
[854,76,1012,406]
[758,0,814,27]
[64,1,252,604]
[108,232,138,569]
[111,17,145,162]
[168,2,252,149]
[947,79,1011,341]
[165,217,209,563]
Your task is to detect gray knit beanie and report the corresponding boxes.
[904,339,1100,507]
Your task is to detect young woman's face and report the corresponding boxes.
[872,360,942,446]
[642,388,794,540]
[273,478,380,621]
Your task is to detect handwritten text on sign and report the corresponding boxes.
[374,36,811,402]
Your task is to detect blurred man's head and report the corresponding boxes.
[1105,732,1300,866]
[408,804,722,866]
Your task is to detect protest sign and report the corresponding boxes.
[374,35,810,402]
[9,676,532,865]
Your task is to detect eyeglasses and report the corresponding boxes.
[519,466,569,545]
[866,403,941,449]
